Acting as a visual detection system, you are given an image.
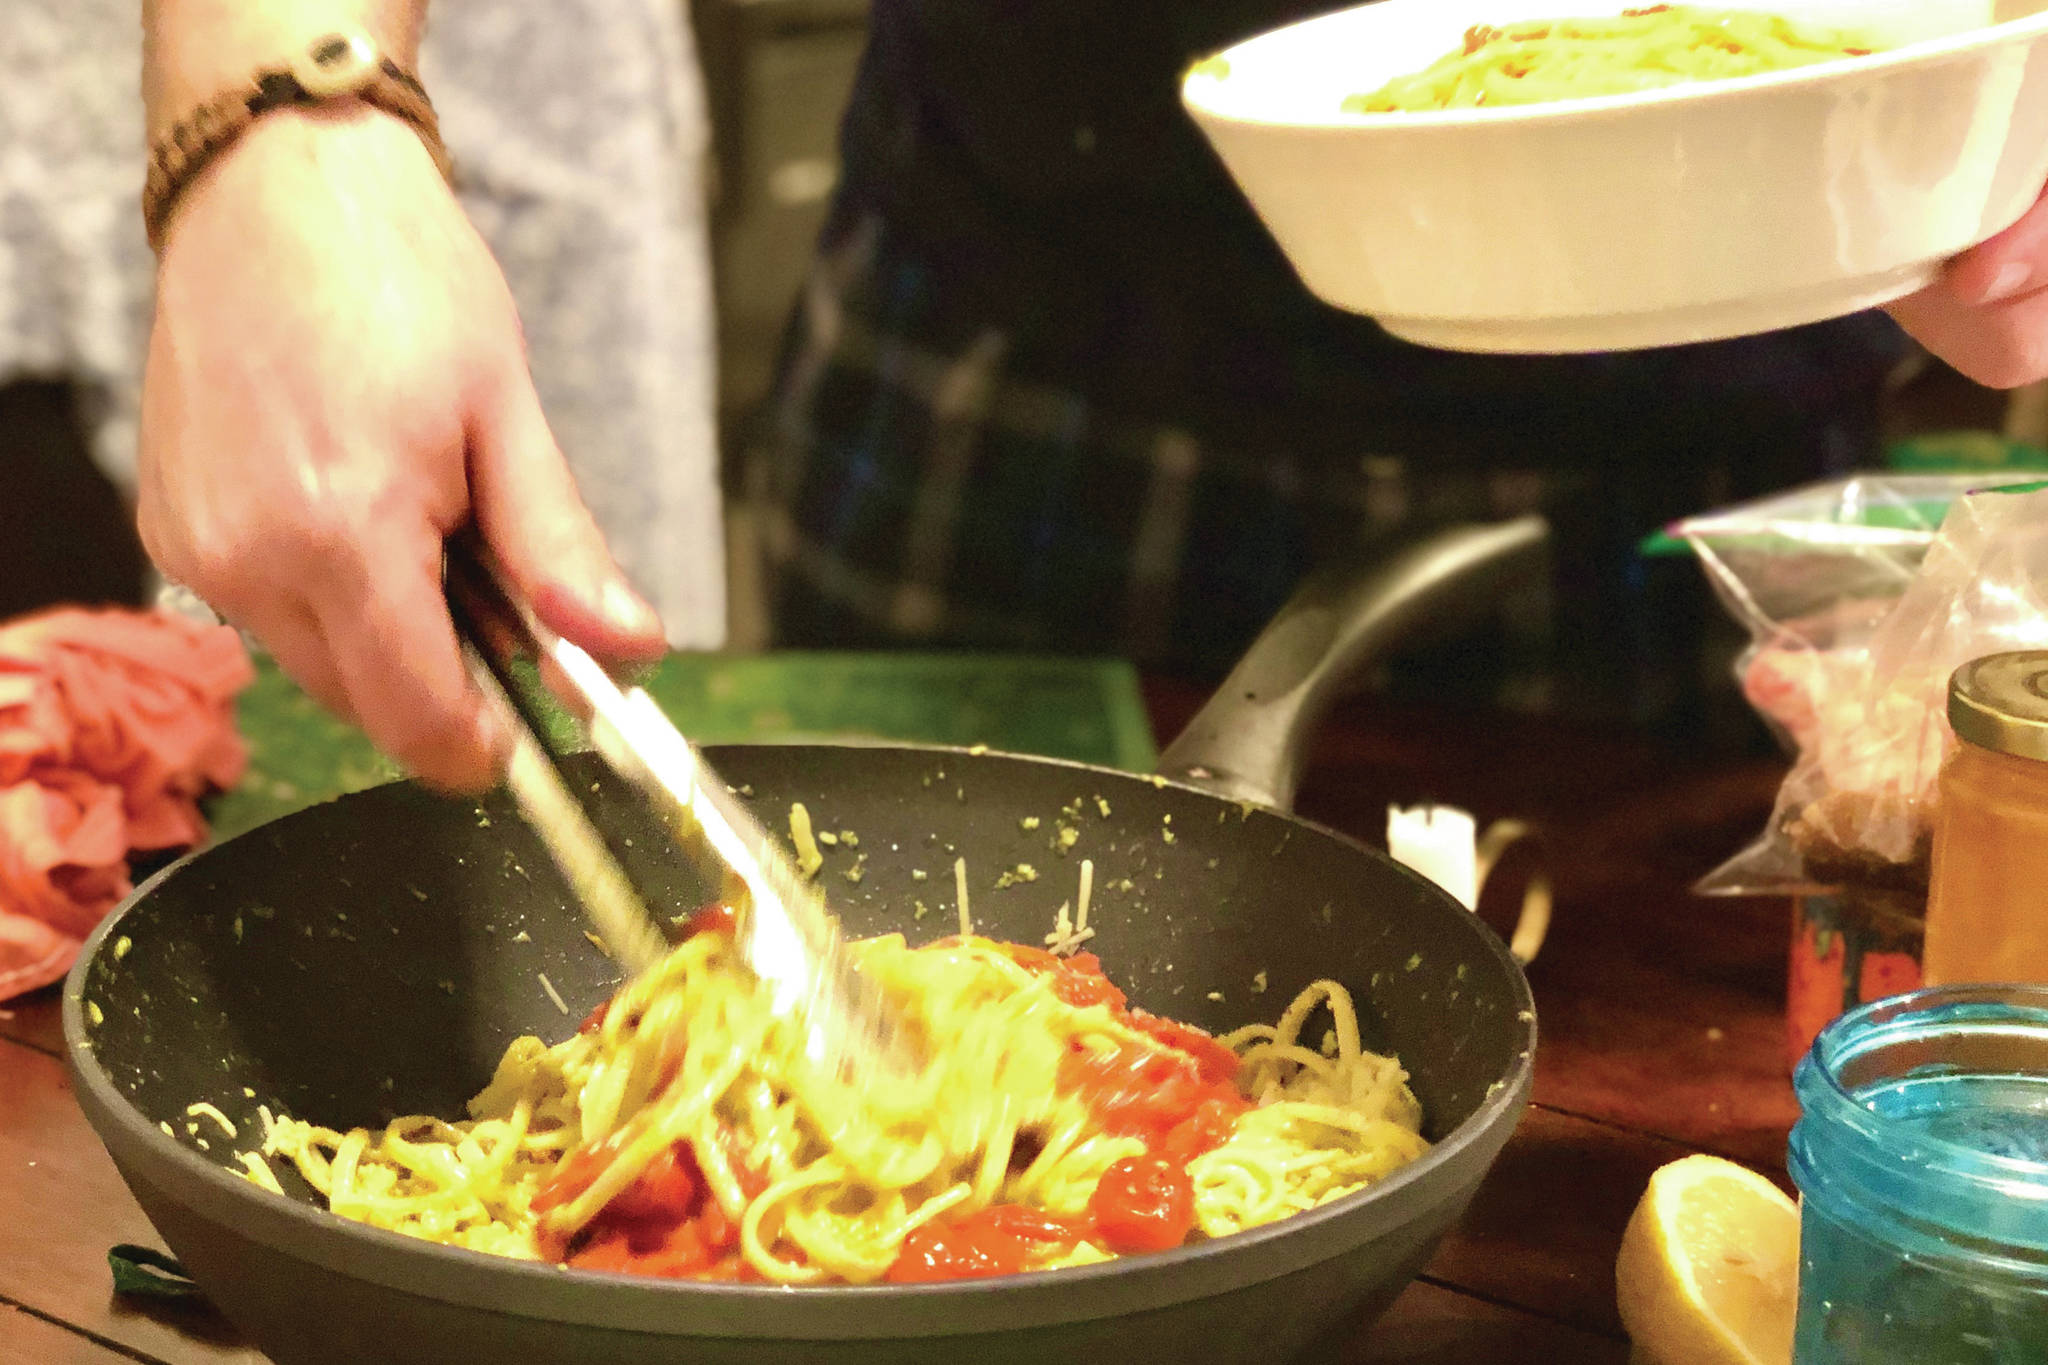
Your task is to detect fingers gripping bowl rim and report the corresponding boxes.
[1182,0,2048,353]
[63,743,1534,1361]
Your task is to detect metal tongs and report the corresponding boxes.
[443,532,917,1081]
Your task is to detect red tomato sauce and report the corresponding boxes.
[551,935,1251,1282]
[1089,1155,1194,1253]
[882,941,1251,1278]
[685,903,738,939]
[541,1137,763,1280]
[885,1203,1091,1282]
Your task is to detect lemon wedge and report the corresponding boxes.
[1615,1154,1799,1365]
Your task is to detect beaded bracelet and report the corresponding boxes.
[144,31,453,252]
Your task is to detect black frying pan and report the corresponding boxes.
[64,520,1546,1365]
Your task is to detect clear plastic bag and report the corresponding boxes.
[1677,474,2048,899]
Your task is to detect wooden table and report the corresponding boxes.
[0,687,1799,1363]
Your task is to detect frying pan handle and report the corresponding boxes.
[1156,515,1550,812]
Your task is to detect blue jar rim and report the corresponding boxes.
[1799,982,2048,1192]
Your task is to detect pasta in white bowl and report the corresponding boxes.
[1182,0,2048,352]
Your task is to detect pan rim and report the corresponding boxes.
[64,741,1537,1338]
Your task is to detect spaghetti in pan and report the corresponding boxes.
[248,893,1430,1285]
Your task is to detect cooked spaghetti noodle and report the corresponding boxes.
[257,910,1427,1283]
[1345,5,1878,113]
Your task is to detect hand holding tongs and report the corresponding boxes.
[442,532,917,1079]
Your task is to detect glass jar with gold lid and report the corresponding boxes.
[1924,651,2048,986]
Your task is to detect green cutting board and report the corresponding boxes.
[210,651,1158,844]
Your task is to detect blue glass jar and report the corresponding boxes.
[1790,985,2048,1363]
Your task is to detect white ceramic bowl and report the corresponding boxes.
[1182,0,2048,352]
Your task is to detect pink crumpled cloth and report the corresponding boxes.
[0,607,252,1000]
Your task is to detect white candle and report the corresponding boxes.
[1386,804,1479,910]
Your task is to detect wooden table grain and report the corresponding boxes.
[0,690,1796,1363]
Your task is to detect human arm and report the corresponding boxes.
[139,0,666,792]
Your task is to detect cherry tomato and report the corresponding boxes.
[687,903,738,938]
[886,1216,1029,1282]
[1157,1096,1248,1164]
[603,1141,705,1224]
[997,943,1061,973]
[536,1136,703,1225]
[568,1214,720,1278]
[1062,1039,1236,1149]
[1088,1155,1194,1255]
[1047,957,1126,1012]
[995,944,1130,1012]
[564,1226,637,1272]
[1128,1011,1241,1086]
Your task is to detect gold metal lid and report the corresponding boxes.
[1950,651,2048,761]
